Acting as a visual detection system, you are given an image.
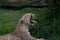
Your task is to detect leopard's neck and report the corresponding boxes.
[11,22,29,36]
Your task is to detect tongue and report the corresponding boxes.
[31,20,37,23]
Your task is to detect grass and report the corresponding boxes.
[0,8,59,40]
[0,9,24,34]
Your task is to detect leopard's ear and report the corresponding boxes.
[20,20,24,23]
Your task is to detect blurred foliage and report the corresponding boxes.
[29,1,60,40]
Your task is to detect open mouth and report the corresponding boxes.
[30,14,37,24]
